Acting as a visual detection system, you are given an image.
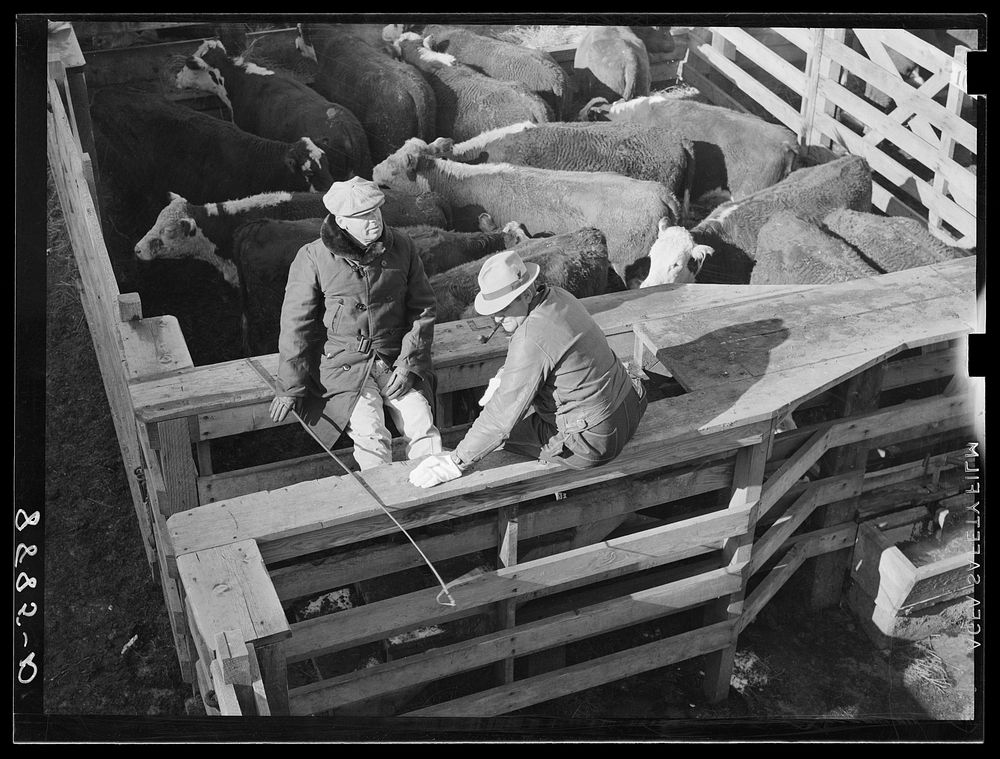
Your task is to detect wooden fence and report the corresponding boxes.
[682,27,978,248]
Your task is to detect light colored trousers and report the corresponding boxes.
[348,358,442,470]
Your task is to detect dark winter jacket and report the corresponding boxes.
[276,218,437,433]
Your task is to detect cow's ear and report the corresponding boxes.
[317,137,331,149]
[657,216,672,234]
[168,191,185,203]
[405,152,419,182]
[284,152,298,174]
[180,218,197,237]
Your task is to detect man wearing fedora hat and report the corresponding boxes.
[269,176,442,470]
[409,250,647,488]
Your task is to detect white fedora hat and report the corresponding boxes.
[474,250,541,315]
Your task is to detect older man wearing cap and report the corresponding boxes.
[270,176,442,470]
[409,250,647,488]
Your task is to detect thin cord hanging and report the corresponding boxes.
[248,359,456,607]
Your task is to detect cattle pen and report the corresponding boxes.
[44,21,982,719]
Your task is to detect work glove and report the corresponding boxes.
[384,366,416,400]
[409,453,463,488]
[268,395,302,423]
[478,367,504,406]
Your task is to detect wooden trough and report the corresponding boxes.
[46,21,981,717]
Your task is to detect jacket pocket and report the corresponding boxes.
[325,297,345,333]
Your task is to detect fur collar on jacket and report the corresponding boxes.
[320,214,391,266]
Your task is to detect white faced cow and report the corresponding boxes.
[635,220,714,288]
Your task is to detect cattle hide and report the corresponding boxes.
[300,24,437,163]
[91,87,333,232]
[451,120,695,214]
[430,227,610,322]
[604,94,799,201]
[416,25,572,119]
[573,26,651,103]
[694,155,873,284]
[393,33,551,142]
[751,211,881,284]
[180,41,372,180]
[821,208,973,271]
[373,138,679,278]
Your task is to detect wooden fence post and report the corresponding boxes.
[702,426,773,702]
[798,28,827,152]
[494,504,518,685]
[929,45,970,234]
[804,363,887,609]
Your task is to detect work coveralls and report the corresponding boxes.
[455,284,647,469]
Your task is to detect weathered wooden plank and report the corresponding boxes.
[156,418,200,518]
[679,61,754,115]
[283,508,752,663]
[494,503,519,684]
[177,539,290,653]
[641,284,974,393]
[167,395,767,563]
[403,620,735,717]
[288,567,740,715]
[209,658,243,716]
[197,424,471,503]
[702,434,770,701]
[930,46,970,231]
[862,448,965,491]
[252,640,288,716]
[759,427,832,518]
[798,29,827,150]
[119,315,193,381]
[268,459,733,601]
[687,38,803,132]
[883,348,957,390]
[750,484,825,576]
[130,282,815,426]
[709,27,807,93]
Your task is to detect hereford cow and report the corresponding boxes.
[636,155,873,286]
[91,87,334,222]
[176,40,372,180]
[134,188,455,287]
[373,137,680,280]
[586,93,800,203]
[296,23,437,163]
[451,120,696,219]
[391,32,550,142]
[384,24,572,119]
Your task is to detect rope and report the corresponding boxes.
[247,358,456,607]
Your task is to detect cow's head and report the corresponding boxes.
[637,219,714,288]
[373,138,440,192]
[134,193,239,288]
[285,138,335,192]
[175,55,232,113]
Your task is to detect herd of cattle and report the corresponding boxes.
[89,23,972,356]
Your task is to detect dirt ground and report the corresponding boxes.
[33,165,984,743]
